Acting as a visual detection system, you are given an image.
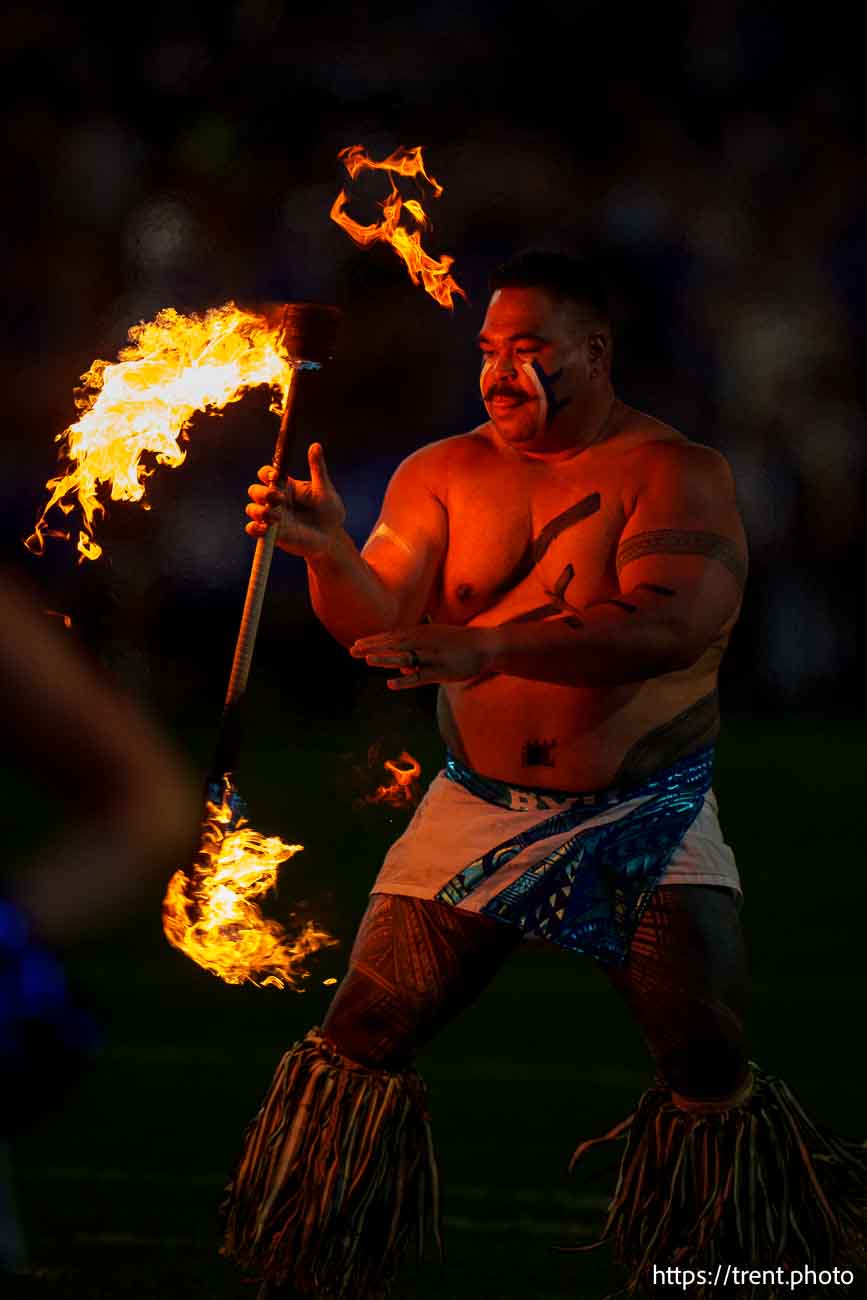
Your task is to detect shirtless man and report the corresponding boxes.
[224,253,865,1300]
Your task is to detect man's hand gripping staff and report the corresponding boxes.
[246,440,443,649]
[246,442,345,558]
[246,448,491,687]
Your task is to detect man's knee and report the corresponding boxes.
[322,892,518,1070]
[322,955,424,1069]
[611,885,750,1099]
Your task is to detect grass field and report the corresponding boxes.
[3,710,866,1300]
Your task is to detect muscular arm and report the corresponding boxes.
[307,450,447,646]
[483,444,747,686]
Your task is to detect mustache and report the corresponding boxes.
[485,386,531,402]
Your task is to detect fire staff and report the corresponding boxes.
[224,251,866,1299]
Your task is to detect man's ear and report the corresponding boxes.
[586,328,611,379]
[587,329,609,364]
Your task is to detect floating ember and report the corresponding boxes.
[26,303,296,563]
[330,144,466,309]
[162,778,335,990]
[367,751,422,808]
[44,609,73,629]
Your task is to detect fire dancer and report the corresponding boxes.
[226,251,865,1298]
[0,569,199,1274]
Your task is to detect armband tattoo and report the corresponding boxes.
[616,530,747,590]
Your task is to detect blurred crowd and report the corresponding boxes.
[2,1,863,717]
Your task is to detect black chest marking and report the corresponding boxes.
[456,583,474,603]
[490,491,601,604]
[504,562,582,628]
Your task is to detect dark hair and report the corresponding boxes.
[489,249,610,321]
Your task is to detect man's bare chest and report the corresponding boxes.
[437,466,627,624]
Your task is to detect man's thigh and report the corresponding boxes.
[323,893,521,1068]
[605,884,750,1098]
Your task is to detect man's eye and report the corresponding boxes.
[515,347,537,357]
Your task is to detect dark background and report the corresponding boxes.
[2,3,866,1297]
[3,0,864,719]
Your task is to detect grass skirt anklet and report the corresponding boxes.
[567,1064,866,1297]
[221,1028,440,1299]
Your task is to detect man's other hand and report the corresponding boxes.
[350,625,497,690]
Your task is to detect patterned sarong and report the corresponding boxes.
[373,747,723,966]
[434,749,713,963]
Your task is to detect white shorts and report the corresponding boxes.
[373,767,741,912]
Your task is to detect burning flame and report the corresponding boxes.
[162,778,336,989]
[367,751,422,807]
[330,145,466,309]
[26,303,296,563]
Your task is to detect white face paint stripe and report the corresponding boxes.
[521,360,546,402]
[367,521,415,558]
[479,356,496,400]
[480,356,554,439]
[521,361,548,437]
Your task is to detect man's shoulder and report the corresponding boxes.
[614,411,734,490]
[396,424,497,477]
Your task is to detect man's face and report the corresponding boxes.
[478,286,598,449]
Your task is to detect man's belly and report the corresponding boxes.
[437,670,720,792]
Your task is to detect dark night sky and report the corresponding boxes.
[2,1,864,717]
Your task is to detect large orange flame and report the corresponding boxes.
[162,778,336,989]
[26,303,295,563]
[366,750,422,808]
[330,145,466,310]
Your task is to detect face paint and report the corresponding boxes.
[479,356,496,402]
[524,359,568,430]
[481,354,568,441]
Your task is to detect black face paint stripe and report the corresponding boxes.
[616,529,747,591]
[529,358,568,428]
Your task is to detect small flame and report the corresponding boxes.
[367,750,422,808]
[44,609,73,629]
[162,778,336,989]
[330,145,466,310]
[26,303,296,563]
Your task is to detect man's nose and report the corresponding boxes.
[492,349,518,376]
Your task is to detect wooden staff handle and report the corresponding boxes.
[207,370,301,786]
[224,374,298,709]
